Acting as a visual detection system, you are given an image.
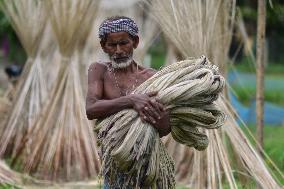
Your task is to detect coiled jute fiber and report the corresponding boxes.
[96,56,226,188]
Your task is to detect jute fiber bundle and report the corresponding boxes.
[11,0,101,181]
[0,98,10,123]
[75,2,98,96]
[147,0,282,188]
[145,0,235,75]
[96,56,226,188]
[0,0,48,159]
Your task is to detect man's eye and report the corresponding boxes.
[107,43,116,47]
[120,41,128,45]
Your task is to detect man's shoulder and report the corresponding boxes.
[140,67,157,77]
[88,62,110,80]
[88,61,109,69]
[88,62,109,73]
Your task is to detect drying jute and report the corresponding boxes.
[95,56,226,188]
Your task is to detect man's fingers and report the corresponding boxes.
[144,103,161,120]
[140,110,154,124]
[147,91,158,97]
[139,111,147,123]
[142,109,157,124]
[149,99,162,118]
[150,98,165,112]
[157,101,166,112]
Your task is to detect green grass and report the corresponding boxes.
[0,184,20,189]
[241,125,284,172]
[241,125,284,185]
[232,86,284,106]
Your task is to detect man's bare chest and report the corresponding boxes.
[103,70,150,99]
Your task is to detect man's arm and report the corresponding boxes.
[85,63,160,120]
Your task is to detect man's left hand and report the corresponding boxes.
[144,99,171,137]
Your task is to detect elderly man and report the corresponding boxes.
[86,16,171,188]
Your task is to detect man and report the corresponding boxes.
[86,16,171,188]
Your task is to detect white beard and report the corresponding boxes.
[111,57,133,69]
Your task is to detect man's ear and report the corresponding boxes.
[133,36,139,49]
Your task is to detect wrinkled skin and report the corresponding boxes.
[86,32,171,137]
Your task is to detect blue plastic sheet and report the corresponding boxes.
[228,71,284,125]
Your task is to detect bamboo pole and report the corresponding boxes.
[256,0,266,153]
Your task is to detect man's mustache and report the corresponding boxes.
[110,53,133,63]
[111,53,131,59]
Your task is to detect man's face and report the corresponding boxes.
[101,32,139,65]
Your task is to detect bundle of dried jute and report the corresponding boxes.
[96,56,226,188]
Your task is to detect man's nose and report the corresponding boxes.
[115,44,123,54]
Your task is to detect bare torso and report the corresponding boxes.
[101,62,155,99]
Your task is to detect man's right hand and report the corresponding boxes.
[129,91,165,125]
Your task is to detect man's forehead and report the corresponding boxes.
[105,32,132,42]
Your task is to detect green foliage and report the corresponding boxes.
[0,10,26,65]
[148,36,167,70]
[151,52,166,70]
[0,184,20,189]
[237,1,284,36]
[0,11,11,35]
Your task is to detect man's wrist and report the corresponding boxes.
[125,95,134,108]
